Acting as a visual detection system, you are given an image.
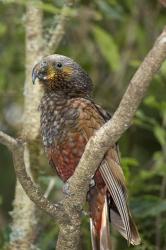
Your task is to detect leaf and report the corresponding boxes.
[37,2,62,14]
[121,157,139,167]
[140,170,156,180]
[92,25,120,71]
[96,1,123,21]
[148,200,166,216]
[132,196,166,218]
[133,118,153,130]
[160,59,166,76]
[153,126,166,146]
[2,0,67,15]
[0,23,6,37]
[129,59,141,68]
[144,95,160,110]
[161,102,166,119]
[153,151,166,176]
[135,110,156,128]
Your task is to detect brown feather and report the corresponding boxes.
[36,55,141,250]
[88,187,112,250]
[40,94,141,248]
[77,101,141,247]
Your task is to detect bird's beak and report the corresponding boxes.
[32,63,49,85]
[32,65,38,85]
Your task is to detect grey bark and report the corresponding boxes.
[7,0,74,249]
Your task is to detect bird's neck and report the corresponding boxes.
[40,91,67,111]
[39,90,90,147]
[43,89,90,100]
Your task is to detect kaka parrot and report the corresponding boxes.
[32,54,141,250]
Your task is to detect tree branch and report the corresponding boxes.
[45,0,75,54]
[8,2,44,249]
[0,131,68,224]
[64,27,166,206]
[57,27,166,249]
[3,1,77,250]
[0,27,166,250]
[0,131,17,150]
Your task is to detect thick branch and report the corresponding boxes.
[52,28,166,250]
[22,0,44,141]
[22,0,76,140]
[8,2,44,250]
[65,27,166,207]
[4,1,77,250]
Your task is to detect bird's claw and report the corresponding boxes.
[63,182,70,195]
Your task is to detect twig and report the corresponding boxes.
[0,131,67,224]
[44,178,56,198]
[0,131,17,150]
[45,0,75,54]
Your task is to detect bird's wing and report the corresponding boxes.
[76,98,140,245]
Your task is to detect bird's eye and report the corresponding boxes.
[56,62,63,68]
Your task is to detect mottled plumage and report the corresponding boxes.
[32,54,141,249]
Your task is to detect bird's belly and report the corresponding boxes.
[48,132,105,187]
[48,133,87,182]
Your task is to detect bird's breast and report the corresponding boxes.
[48,132,87,181]
[40,94,105,185]
[40,94,80,147]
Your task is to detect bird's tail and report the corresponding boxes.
[88,184,140,250]
[88,186,112,250]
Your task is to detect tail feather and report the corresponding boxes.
[90,197,112,250]
[100,160,132,243]
[100,159,141,245]
[110,208,141,245]
[88,151,141,249]
[100,197,112,250]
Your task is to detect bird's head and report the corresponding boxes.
[32,54,93,97]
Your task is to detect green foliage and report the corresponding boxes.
[121,157,139,180]
[92,25,120,71]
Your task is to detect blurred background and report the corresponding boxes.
[0,0,166,249]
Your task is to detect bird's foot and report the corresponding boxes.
[89,178,95,188]
[63,182,70,196]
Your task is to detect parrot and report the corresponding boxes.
[32,54,141,250]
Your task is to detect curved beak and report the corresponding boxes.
[32,64,38,85]
[32,63,48,85]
